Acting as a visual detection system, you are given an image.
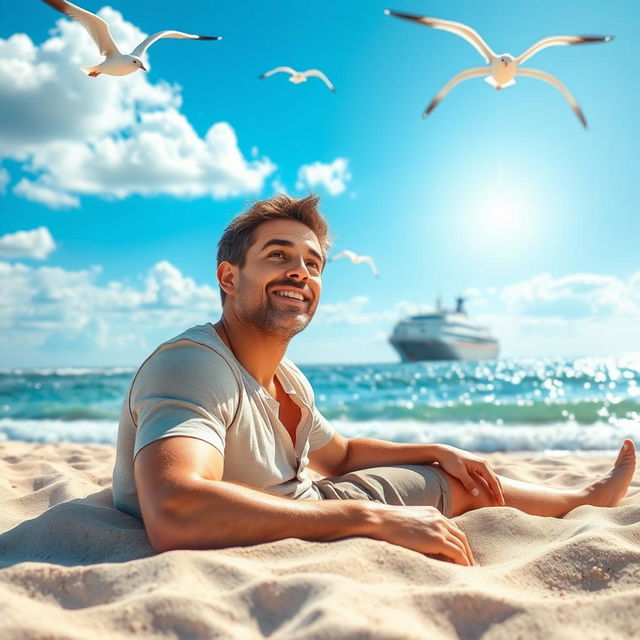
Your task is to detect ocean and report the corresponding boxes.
[1,355,639,453]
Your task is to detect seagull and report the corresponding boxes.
[384,9,613,128]
[329,250,379,278]
[259,66,336,92]
[41,0,221,77]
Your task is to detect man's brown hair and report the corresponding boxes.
[216,193,332,304]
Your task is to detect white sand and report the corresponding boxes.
[1,440,639,639]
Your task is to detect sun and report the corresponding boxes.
[471,172,530,243]
[488,191,520,232]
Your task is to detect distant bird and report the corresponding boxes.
[259,66,336,92]
[384,9,613,128]
[329,250,379,278]
[41,0,221,77]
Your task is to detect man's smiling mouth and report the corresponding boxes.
[272,290,306,303]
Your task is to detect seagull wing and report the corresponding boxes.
[42,0,120,56]
[423,66,488,117]
[517,67,587,128]
[358,256,380,278]
[304,69,336,92]
[384,9,495,63]
[329,250,355,262]
[131,31,221,58]
[259,66,297,79]
[517,35,613,65]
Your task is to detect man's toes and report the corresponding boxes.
[616,440,635,464]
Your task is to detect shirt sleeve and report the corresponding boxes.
[129,340,240,460]
[308,406,335,451]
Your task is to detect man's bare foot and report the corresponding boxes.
[578,439,636,508]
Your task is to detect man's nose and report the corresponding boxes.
[285,256,310,280]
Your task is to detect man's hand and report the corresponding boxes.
[432,445,505,506]
[365,503,475,565]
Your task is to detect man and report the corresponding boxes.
[112,194,636,566]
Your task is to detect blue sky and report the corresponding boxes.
[1,0,639,366]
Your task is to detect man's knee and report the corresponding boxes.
[443,470,497,516]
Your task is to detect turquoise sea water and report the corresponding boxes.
[1,355,639,452]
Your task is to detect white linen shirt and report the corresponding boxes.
[112,323,335,518]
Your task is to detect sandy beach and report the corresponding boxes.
[1,440,639,639]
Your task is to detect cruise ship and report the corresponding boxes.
[389,297,500,362]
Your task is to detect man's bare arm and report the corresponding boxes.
[135,436,474,565]
[135,436,371,551]
[332,437,503,504]
[341,437,441,472]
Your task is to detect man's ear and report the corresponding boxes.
[217,261,237,298]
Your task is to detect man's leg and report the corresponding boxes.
[446,440,636,518]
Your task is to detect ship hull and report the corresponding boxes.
[389,338,499,362]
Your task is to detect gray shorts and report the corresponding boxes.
[314,464,452,518]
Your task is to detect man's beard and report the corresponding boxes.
[236,276,316,339]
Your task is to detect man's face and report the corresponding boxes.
[225,219,324,339]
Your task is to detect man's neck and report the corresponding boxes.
[214,317,289,394]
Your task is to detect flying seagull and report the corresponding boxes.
[259,66,336,92]
[384,9,613,128]
[329,250,379,278]
[41,0,221,77]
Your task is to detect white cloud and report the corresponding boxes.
[0,167,9,193]
[0,227,57,260]
[314,270,640,357]
[15,115,275,201]
[93,317,141,351]
[500,272,640,318]
[13,178,79,208]
[296,158,351,196]
[316,297,418,326]
[2,260,639,363]
[0,10,275,206]
[463,271,640,357]
[0,259,221,353]
[318,296,372,324]
[271,176,288,196]
[143,261,220,309]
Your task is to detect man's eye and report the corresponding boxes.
[269,251,285,258]
[307,261,320,270]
